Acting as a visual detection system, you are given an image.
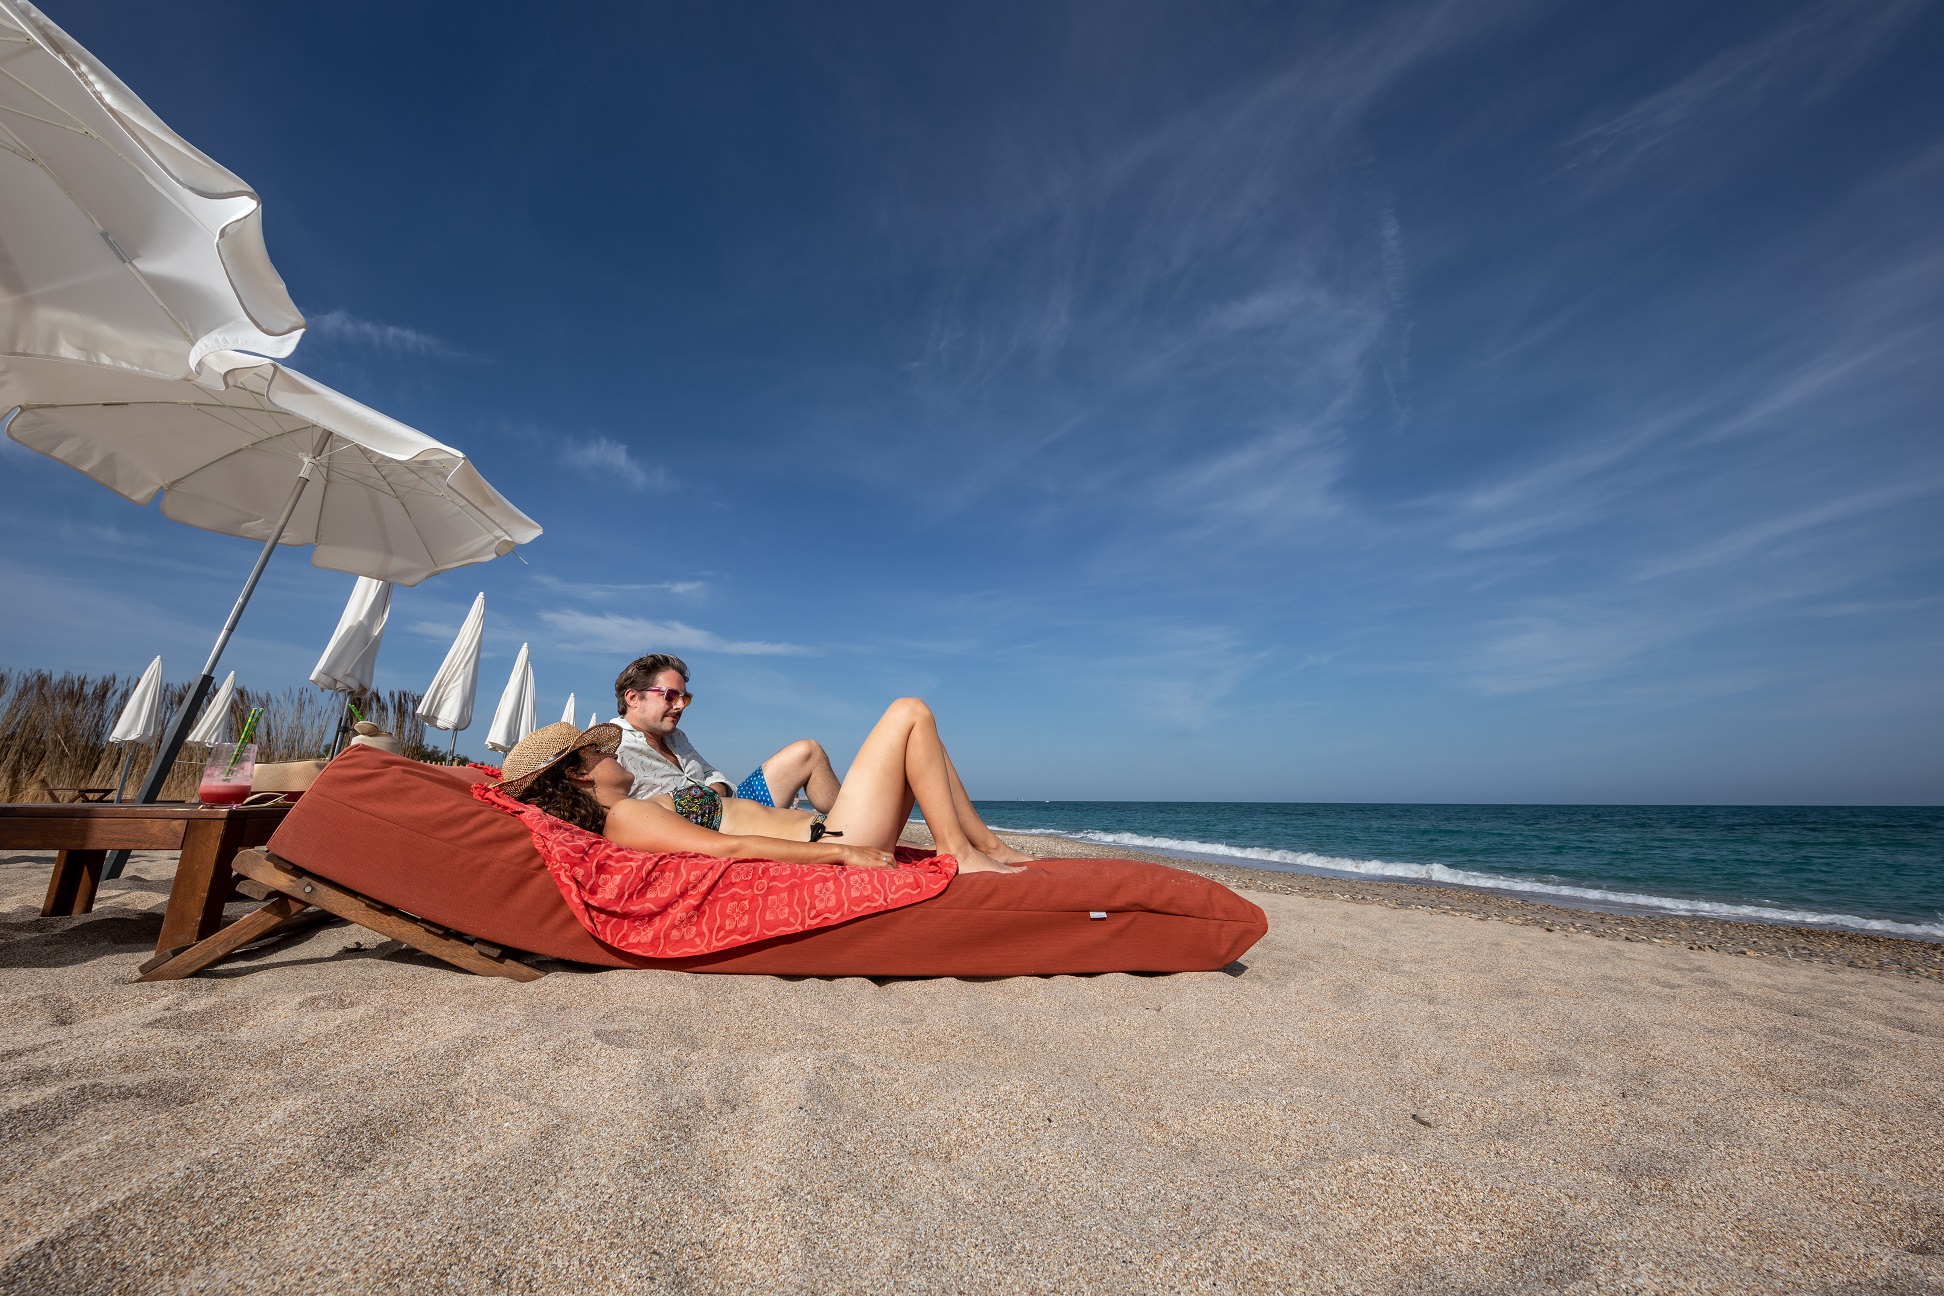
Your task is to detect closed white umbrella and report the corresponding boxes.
[311,576,391,754]
[587,711,598,730]
[0,0,304,378]
[2,353,541,806]
[110,656,165,744]
[560,692,577,725]
[485,643,536,755]
[108,655,164,800]
[418,593,486,758]
[311,577,391,694]
[184,670,237,744]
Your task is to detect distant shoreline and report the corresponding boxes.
[900,823,1944,980]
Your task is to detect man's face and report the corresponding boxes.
[622,669,691,738]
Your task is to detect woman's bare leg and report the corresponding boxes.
[940,749,1037,864]
[821,698,1022,874]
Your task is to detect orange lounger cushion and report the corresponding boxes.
[267,746,1269,976]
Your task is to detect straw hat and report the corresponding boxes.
[492,721,623,795]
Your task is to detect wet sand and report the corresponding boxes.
[4,844,1943,1294]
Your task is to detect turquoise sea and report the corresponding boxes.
[971,802,1944,942]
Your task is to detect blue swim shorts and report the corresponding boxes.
[734,767,773,807]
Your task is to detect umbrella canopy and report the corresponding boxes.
[109,655,164,743]
[560,692,577,725]
[485,643,536,754]
[310,577,391,694]
[587,711,598,730]
[1,352,541,584]
[0,0,304,377]
[184,669,237,744]
[418,593,486,733]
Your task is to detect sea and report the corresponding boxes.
[971,801,1944,943]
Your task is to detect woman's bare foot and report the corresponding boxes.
[983,840,1037,866]
[948,844,1027,874]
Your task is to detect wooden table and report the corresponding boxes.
[1,802,292,957]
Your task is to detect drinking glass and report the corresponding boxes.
[198,742,257,806]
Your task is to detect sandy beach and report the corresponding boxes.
[5,839,1943,1295]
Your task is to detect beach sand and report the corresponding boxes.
[4,842,1942,1295]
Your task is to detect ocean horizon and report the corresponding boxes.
[970,800,1944,943]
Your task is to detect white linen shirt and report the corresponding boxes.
[610,716,731,801]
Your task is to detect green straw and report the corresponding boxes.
[347,700,366,725]
[225,706,263,778]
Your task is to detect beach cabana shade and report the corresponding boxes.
[184,670,237,744]
[0,0,304,378]
[485,643,537,755]
[109,656,165,744]
[560,693,577,725]
[0,352,541,808]
[418,593,486,737]
[310,577,391,694]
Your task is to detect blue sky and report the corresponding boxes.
[3,0,1940,803]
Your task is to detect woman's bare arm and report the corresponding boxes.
[604,799,894,868]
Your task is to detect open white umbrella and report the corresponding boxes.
[485,643,536,755]
[1,353,541,805]
[560,692,577,725]
[107,655,164,800]
[184,669,236,744]
[0,0,304,378]
[418,593,486,758]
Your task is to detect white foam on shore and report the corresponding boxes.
[998,826,1944,943]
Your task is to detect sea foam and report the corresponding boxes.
[998,826,1944,942]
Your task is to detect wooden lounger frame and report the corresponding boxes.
[138,848,543,983]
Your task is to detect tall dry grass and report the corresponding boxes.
[0,671,437,802]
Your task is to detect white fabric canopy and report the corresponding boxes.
[587,711,598,730]
[0,0,303,378]
[184,669,236,744]
[109,655,164,743]
[310,577,391,694]
[0,352,542,585]
[418,593,485,733]
[560,692,577,725]
[485,643,536,754]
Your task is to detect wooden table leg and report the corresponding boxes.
[154,817,252,955]
[42,849,105,916]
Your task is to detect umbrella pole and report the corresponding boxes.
[329,695,353,758]
[111,746,135,803]
[447,730,457,764]
[110,454,323,880]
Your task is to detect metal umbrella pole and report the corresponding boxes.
[105,450,322,878]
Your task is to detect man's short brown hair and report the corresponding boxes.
[614,654,691,712]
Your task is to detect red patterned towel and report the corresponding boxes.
[472,783,956,957]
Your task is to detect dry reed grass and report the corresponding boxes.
[0,671,436,802]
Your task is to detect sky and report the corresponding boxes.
[2,0,1941,804]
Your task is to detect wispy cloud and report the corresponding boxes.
[538,610,809,656]
[303,309,475,360]
[1565,1,1926,172]
[559,436,672,490]
[528,573,705,599]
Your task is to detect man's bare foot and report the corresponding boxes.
[950,845,1027,874]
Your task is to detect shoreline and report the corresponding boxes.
[902,824,1944,981]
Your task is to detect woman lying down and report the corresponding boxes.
[495,698,1035,875]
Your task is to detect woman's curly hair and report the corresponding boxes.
[514,755,608,834]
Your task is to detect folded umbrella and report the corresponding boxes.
[560,692,577,725]
[107,655,164,801]
[184,670,237,744]
[486,643,537,755]
[418,593,486,758]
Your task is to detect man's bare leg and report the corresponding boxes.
[758,738,840,812]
